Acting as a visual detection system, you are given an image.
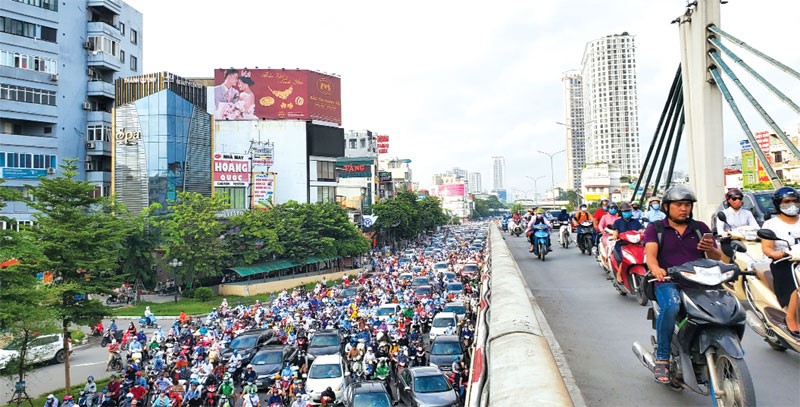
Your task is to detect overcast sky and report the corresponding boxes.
[125,0,799,195]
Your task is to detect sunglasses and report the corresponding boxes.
[728,196,743,201]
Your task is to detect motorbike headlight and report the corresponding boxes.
[681,265,733,286]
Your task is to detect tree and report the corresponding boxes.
[307,202,370,258]
[154,191,229,290]
[508,202,524,214]
[417,197,448,231]
[23,160,129,393]
[472,198,490,219]
[262,201,319,263]
[226,209,283,266]
[557,189,581,210]
[118,205,161,292]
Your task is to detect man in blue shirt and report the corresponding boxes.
[642,197,666,223]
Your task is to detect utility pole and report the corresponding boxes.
[538,150,565,204]
[526,175,544,204]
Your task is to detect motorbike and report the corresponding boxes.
[576,221,594,255]
[203,383,218,407]
[716,213,764,302]
[609,230,649,305]
[501,218,509,232]
[530,224,550,261]
[139,315,158,329]
[559,224,571,248]
[108,350,124,372]
[597,230,616,278]
[632,258,757,407]
[374,357,390,386]
[91,322,104,336]
[100,330,124,347]
[509,219,523,237]
[736,228,800,353]
[105,293,131,305]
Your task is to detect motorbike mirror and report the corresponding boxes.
[302,373,308,378]
[731,240,748,253]
[403,386,410,392]
[756,229,779,241]
[716,211,728,224]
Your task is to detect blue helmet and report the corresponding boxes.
[773,186,799,212]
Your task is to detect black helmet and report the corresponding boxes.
[619,202,633,212]
[725,188,744,200]
[607,202,618,210]
[772,186,799,211]
[662,185,697,206]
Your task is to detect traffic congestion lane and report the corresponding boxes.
[503,231,800,407]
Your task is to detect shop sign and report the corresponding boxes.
[116,128,142,145]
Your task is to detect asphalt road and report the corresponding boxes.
[503,231,800,407]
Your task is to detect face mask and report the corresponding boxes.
[622,211,633,220]
[780,203,800,217]
[602,205,608,210]
[609,208,618,215]
[651,204,660,210]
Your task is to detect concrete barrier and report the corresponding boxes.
[218,269,359,296]
[486,225,576,406]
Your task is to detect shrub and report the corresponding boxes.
[181,289,195,299]
[194,287,214,302]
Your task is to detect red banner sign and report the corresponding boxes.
[377,135,389,142]
[213,155,250,187]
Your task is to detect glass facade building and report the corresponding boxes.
[113,72,211,214]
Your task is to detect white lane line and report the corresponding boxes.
[71,361,106,367]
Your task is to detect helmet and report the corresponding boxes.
[772,186,799,211]
[619,202,633,212]
[631,202,639,208]
[47,395,55,400]
[725,188,744,200]
[607,202,618,210]
[536,208,544,214]
[648,196,661,205]
[63,396,73,401]
[560,206,566,210]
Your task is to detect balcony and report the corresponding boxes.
[87,80,115,100]
[86,169,111,184]
[87,51,122,72]
[87,0,121,15]
[86,111,112,125]
[87,21,122,42]
[85,140,111,156]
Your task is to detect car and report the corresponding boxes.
[251,344,299,388]
[398,257,411,265]
[433,262,449,272]
[338,287,358,298]
[429,312,458,340]
[411,276,430,288]
[414,285,433,300]
[220,328,276,363]
[0,334,70,371]
[442,271,457,283]
[342,380,392,407]
[375,303,402,322]
[398,273,413,285]
[445,282,464,297]
[443,301,466,321]
[459,262,479,277]
[710,190,776,233]
[306,329,343,362]
[305,354,349,403]
[396,366,459,407]
[411,266,423,273]
[428,335,464,372]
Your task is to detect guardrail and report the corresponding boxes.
[467,225,577,406]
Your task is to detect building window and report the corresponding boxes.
[0,152,56,169]
[317,186,335,203]
[217,187,246,209]
[0,83,57,106]
[88,36,120,57]
[130,29,138,44]
[317,161,335,181]
[130,55,137,71]
[359,138,366,148]
[0,50,58,74]
[11,0,57,11]
[0,17,57,42]
[119,22,125,35]
[120,50,125,63]
[348,139,357,149]
[774,151,783,163]
[87,125,111,142]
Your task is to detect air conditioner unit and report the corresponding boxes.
[85,162,94,171]
[83,41,93,50]
[86,142,96,149]
[82,101,91,110]
[49,74,58,81]
[46,167,55,175]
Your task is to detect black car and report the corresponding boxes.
[220,328,276,364]
[251,344,299,388]
[306,329,343,362]
[342,381,392,407]
[428,336,464,372]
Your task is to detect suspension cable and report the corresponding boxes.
[708,25,800,81]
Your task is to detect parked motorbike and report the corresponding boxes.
[105,293,131,305]
[576,221,594,255]
[609,230,649,305]
[559,224,571,248]
[530,224,549,261]
[633,258,757,406]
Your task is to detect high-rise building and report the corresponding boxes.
[468,172,482,194]
[491,156,505,191]
[580,32,641,179]
[1,0,143,225]
[562,70,586,190]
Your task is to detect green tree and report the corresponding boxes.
[118,205,161,292]
[226,209,283,265]
[417,196,448,231]
[154,191,229,291]
[472,198,490,219]
[307,202,370,258]
[263,201,319,263]
[557,189,581,210]
[372,191,419,240]
[484,194,504,210]
[23,159,128,393]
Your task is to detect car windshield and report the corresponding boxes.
[433,317,455,328]
[444,305,465,315]
[310,335,339,347]
[413,375,451,393]
[308,363,342,379]
[416,287,431,295]
[446,284,463,291]
[2,340,21,351]
[431,341,462,355]
[251,351,282,365]
[754,193,776,215]
[230,336,257,349]
[462,265,478,271]
[352,393,391,407]
[376,307,395,316]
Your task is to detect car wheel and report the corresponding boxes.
[54,349,66,364]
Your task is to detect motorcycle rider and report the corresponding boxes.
[631,202,643,220]
[642,196,666,223]
[592,199,610,246]
[557,207,570,245]
[525,208,552,253]
[83,376,97,407]
[760,186,800,335]
[715,188,759,234]
[609,202,644,284]
[644,185,728,384]
[45,394,59,407]
[320,387,336,404]
[105,339,120,371]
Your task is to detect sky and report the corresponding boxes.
[125,0,800,196]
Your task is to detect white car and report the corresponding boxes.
[0,334,69,370]
[429,312,458,340]
[305,354,349,403]
[375,303,402,322]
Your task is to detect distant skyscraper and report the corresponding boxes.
[562,70,586,191]
[581,32,641,178]
[468,172,482,194]
[491,156,505,191]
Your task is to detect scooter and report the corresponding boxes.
[530,224,550,261]
[100,330,124,347]
[632,257,757,407]
[740,229,800,353]
[609,230,649,305]
[511,222,523,237]
[576,221,594,255]
[92,322,104,336]
[597,230,616,278]
[716,213,764,301]
[139,315,158,329]
[559,224,571,248]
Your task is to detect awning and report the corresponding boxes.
[227,256,339,278]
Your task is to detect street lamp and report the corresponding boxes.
[168,258,182,303]
[525,175,544,204]
[538,150,565,204]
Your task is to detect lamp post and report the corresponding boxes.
[525,175,544,204]
[168,258,182,303]
[537,150,565,204]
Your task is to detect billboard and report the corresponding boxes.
[437,183,466,197]
[213,154,249,187]
[211,69,341,124]
[754,131,771,154]
[252,173,276,209]
[377,134,390,154]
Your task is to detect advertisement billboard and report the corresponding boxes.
[252,173,276,209]
[437,184,466,197]
[213,154,249,187]
[211,69,341,125]
[754,131,771,154]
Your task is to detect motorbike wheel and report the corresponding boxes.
[100,338,109,347]
[713,349,756,407]
[105,297,114,305]
[633,274,648,306]
[539,243,546,261]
